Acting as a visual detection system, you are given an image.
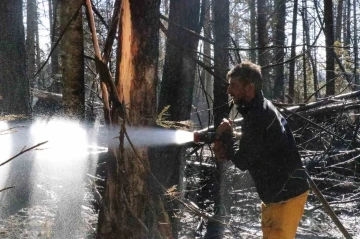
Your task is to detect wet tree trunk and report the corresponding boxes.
[60,0,85,119]
[97,1,172,238]
[0,0,30,115]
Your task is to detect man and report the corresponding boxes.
[214,61,309,239]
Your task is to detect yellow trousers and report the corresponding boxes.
[261,191,308,239]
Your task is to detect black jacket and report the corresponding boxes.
[227,92,309,203]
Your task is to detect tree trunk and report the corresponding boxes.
[257,0,271,97]
[273,0,286,100]
[26,0,37,89]
[249,0,256,63]
[204,0,230,238]
[0,0,30,115]
[353,0,359,88]
[324,0,335,96]
[60,0,85,119]
[335,0,343,42]
[50,0,61,92]
[97,1,172,238]
[288,0,298,103]
[156,1,203,236]
[159,0,202,121]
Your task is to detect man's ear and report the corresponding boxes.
[245,83,255,93]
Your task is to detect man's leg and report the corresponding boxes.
[261,191,308,239]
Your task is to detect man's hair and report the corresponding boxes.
[226,60,263,92]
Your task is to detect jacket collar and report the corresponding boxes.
[236,91,264,115]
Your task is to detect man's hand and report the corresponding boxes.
[212,118,233,162]
[216,118,233,139]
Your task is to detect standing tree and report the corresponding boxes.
[159,0,203,120]
[155,1,204,235]
[324,0,335,96]
[273,0,286,100]
[26,0,37,89]
[288,0,298,103]
[49,0,61,92]
[257,0,271,97]
[60,0,85,119]
[204,0,230,238]
[0,0,30,115]
[96,1,173,238]
[353,0,359,88]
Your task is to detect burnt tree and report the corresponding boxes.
[96,1,173,238]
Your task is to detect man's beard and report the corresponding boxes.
[233,97,248,106]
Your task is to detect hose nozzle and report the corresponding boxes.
[193,130,217,144]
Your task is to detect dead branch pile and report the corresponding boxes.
[276,90,360,197]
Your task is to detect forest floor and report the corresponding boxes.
[179,160,360,239]
[1,165,359,239]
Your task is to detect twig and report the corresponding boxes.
[0,186,14,193]
[0,141,48,167]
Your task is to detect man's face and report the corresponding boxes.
[227,77,248,105]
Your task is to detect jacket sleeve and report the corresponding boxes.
[228,112,266,171]
[222,133,249,171]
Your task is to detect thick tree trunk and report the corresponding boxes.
[0,0,30,115]
[97,1,172,238]
[159,0,201,121]
[60,0,85,119]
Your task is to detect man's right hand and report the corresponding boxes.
[213,118,233,162]
[216,118,233,139]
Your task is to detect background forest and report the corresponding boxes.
[0,0,360,238]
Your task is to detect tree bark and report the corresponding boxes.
[97,1,172,238]
[257,0,271,97]
[288,0,298,103]
[0,0,30,115]
[159,0,202,121]
[335,0,344,42]
[324,0,335,96]
[49,0,61,92]
[26,0,37,88]
[204,0,230,238]
[353,0,359,88]
[60,0,85,119]
[273,0,286,100]
[249,0,256,63]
